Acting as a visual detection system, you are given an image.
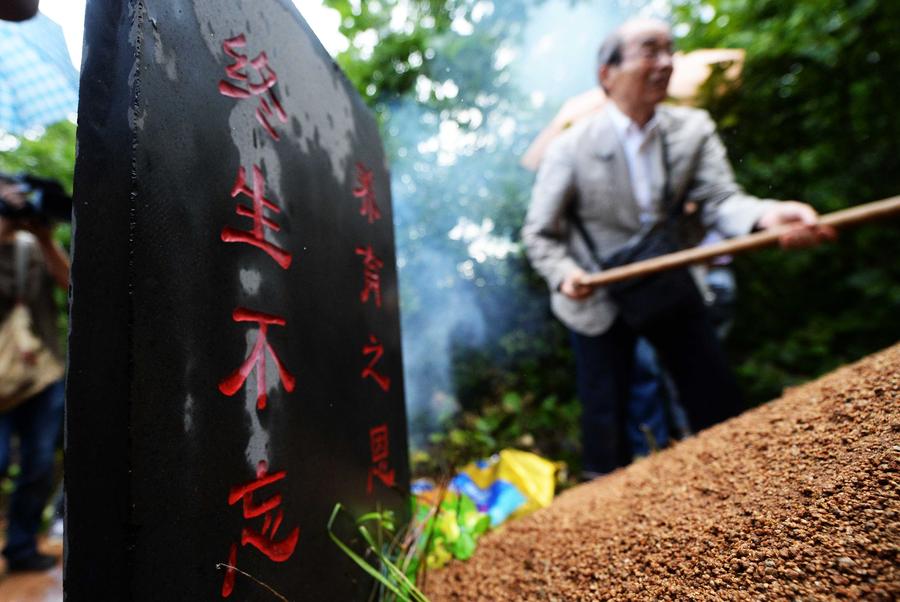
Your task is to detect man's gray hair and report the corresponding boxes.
[596,30,624,69]
[598,18,673,70]
[596,29,624,93]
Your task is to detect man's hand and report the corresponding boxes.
[17,217,54,242]
[755,201,837,249]
[560,267,595,300]
[8,217,70,290]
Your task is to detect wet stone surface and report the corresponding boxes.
[426,344,900,601]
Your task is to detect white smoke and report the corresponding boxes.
[389,0,649,447]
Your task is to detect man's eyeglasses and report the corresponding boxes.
[626,42,674,63]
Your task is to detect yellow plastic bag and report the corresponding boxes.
[454,449,559,525]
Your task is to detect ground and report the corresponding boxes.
[426,343,900,601]
[1,344,897,601]
[0,538,61,601]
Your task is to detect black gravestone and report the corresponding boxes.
[66,1,409,599]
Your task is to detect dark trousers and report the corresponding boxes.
[626,338,670,456]
[571,304,742,474]
[0,379,64,562]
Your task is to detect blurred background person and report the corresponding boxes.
[0,174,69,572]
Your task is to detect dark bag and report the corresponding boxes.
[600,225,703,331]
[570,131,705,331]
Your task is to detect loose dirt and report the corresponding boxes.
[425,344,900,601]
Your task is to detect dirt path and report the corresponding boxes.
[426,344,900,601]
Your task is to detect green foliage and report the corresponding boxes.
[324,0,468,105]
[421,387,580,478]
[408,491,489,572]
[0,120,74,252]
[0,120,76,194]
[328,503,430,602]
[672,0,900,403]
[328,492,493,601]
[324,0,543,109]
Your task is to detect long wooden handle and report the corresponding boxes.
[582,196,900,287]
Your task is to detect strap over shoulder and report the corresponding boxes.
[12,232,36,301]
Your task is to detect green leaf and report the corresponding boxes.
[450,531,477,560]
[327,504,431,602]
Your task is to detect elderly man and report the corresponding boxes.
[522,19,829,478]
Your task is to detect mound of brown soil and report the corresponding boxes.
[426,344,900,601]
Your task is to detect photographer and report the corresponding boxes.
[0,175,69,572]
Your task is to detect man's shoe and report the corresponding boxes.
[7,552,58,573]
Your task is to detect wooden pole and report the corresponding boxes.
[582,196,900,288]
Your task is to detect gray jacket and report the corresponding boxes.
[522,104,778,336]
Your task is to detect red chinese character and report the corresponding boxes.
[355,245,384,308]
[221,461,300,598]
[370,423,390,462]
[361,334,390,392]
[222,164,292,269]
[352,163,381,224]
[219,307,296,410]
[367,424,395,493]
[218,34,288,140]
[367,463,396,494]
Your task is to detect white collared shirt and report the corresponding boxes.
[606,102,665,225]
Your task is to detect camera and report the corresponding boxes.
[0,173,72,223]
